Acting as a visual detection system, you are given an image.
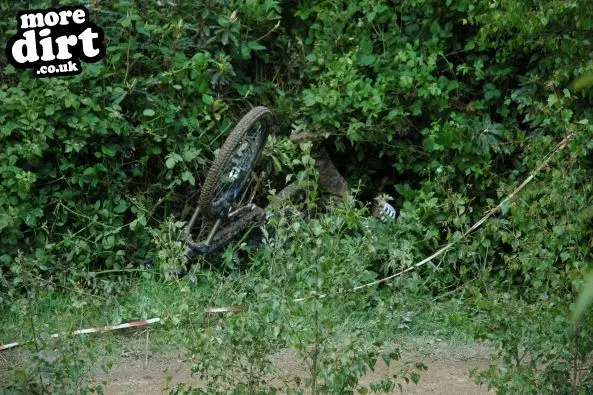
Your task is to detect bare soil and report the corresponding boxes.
[93,337,492,394]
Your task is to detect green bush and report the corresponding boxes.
[2,0,593,393]
[174,194,425,394]
[0,0,287,296]
[283,0,593,392]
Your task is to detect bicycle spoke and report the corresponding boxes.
[210,120,265,209]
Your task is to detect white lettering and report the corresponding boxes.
[10,7,104,76]
[20,13,44,29]
[11,30,39,63]
[44,11,59,27]
[72,9,86,24]
[39,29,55,61]
[67,60,78,72]
[58,10,72,25]
[55,35,77,60]
[78,28,99,57]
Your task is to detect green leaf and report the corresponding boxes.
[202,94,213,105]
[182,148,200,162]
[114,200,128,214]
[166,157,177,169]
[181,170,196,185]
[192,52,208,67]
[143,109,156,117]
[14,368,27,383]
[102,146,117,158]
[501,200,510,215]
[247,41,266,51]
[572,271,593,322]
[83,167,96,176]
[24,208,43,226]
[572,72,593,91]
[37,350,59,364]
[311,222,323,237]
[165,153,183,169]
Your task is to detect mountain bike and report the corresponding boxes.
[182,106,273,265]
[179,104,394,270]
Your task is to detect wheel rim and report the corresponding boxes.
[210,116,268,215]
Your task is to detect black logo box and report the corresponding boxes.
[6,6,105,77]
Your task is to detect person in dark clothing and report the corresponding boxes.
[287,132,397,222]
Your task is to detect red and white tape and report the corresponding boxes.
[0,318,161,352]
[0,306,246,352]
[0,134,575,352]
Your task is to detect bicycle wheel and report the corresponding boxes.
[198,106,272,218]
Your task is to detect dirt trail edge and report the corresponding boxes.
[94,338,491,394]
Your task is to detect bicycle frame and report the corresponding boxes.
[184,203,261,255]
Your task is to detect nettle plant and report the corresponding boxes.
[284,0,593,393]
[171,172,426,394]
[2,252,112,394]
[3,335,111,395]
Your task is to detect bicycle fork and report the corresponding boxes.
[186,204,258,252]
[204,218,221,246]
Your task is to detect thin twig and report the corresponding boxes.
[294,133,575,302]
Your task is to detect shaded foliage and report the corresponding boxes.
[0,0,289,295]
[2,0,593,393]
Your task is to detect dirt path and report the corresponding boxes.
[94,338,491,394]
